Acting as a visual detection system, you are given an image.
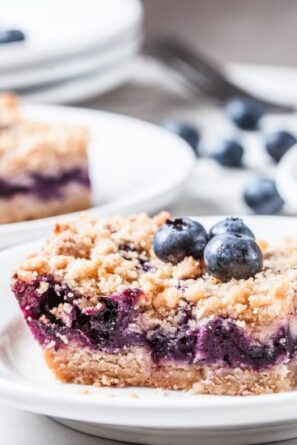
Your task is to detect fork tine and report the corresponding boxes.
[151,46,225,98]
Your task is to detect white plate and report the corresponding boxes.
[0,104,194,250]
[226,62,297,106]
[21,38,140,104]
[2,216,297,445]
[0,27,141,90]
[0,0,142,70]
[21,65,134,104]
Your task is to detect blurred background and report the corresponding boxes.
[144,0,297,66]
[1,0,297,218]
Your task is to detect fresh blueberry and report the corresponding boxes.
[265,130,296,163]
[225,98,264,130]
[210,139,244,168]
[153,217,208,264]
[163,121,199,156]
[0,29,25,45]
[204,233,263,281]
[209,217,255,240]
[243,177,284,215]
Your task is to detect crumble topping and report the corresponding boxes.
[13,212,297,332]
[0,92,89,177]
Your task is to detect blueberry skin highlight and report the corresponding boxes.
[163,121,200,156]
[0,29,25,45]
[265,130,297,163]
[153,217,208,264]
[243,177,284,215]
[204,233,263,281]
[225,98,264,130]
[209,217,255,240]
[210,139,244,168]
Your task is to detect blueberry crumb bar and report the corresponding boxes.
[0,92,91,223]
[11,212,297,395]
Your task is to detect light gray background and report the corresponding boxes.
[142,0,297,66]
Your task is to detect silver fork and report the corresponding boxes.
[144,38,295,113]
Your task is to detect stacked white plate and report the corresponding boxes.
[0,0,142,103]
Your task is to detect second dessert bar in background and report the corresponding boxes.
[0,92,91,223]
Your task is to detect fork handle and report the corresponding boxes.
[145,38,295,113]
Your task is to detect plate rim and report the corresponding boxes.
[0,25,141,90]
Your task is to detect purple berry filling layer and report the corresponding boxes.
[12,276,296,370]
[0,168,90,200]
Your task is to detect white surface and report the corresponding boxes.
[276,147,297,211]
[0,28,141,90]
[2,217,297,445]
[0,0,142,70]
[0,103,194,249]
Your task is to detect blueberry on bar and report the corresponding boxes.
[209,217,255,239]
[0,93,91,223]
[204,232,263,281]
[153,217,208,263]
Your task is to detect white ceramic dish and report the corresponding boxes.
[0,0,142,70]
[0,27,141,90]
[0,103,194,250]
[226,62,297,106]
[1,216,297,445]
[22,38,141,104]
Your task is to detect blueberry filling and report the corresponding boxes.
[12,276,297,370]
[13,277,143,350]
[147,327,197,363]
[0,168,90,200]
[196,318,294,369]
[76,289,144,348]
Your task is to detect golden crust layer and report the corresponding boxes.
[0,182,90,224]
[13,212,297,335]
[45,344,296,395]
